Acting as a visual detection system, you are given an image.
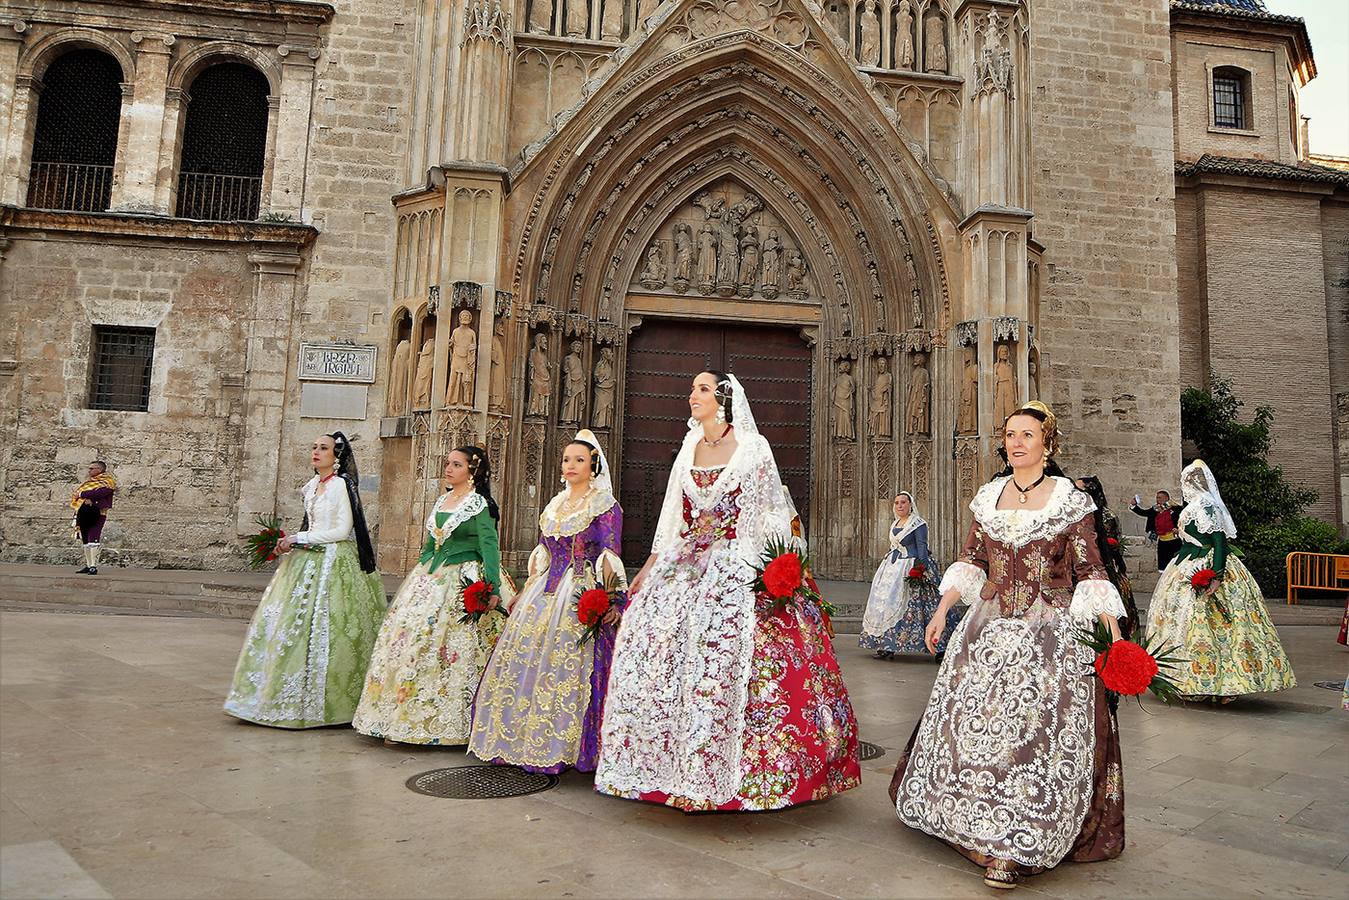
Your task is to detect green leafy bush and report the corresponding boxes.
[1242,517,1349,599]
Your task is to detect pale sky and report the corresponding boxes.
[1265,0,1349,156]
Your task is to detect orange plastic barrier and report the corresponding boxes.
[1285,552,1349,605]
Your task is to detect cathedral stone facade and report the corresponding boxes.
[0,0,1339,575]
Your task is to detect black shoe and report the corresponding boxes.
[933,652,945,665]
[75,566,91,574]
[83,567,98,576]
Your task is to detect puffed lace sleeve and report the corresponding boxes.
[294,484,353,545]
[1066,512,1127,620]
[937,518,988,606]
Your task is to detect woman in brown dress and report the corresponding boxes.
[889,401,1126,889]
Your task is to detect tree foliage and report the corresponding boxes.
[1179,375,1316,535]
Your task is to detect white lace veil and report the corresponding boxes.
[1178,460,1237,539]
[572,428,613,495]
[651,373,795,561]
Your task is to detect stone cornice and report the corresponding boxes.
[0,205,320,249]
[6,1,335,31]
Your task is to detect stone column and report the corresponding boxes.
[155,87,188,215]
[0,20,30,206]
[236,249,303,532]
[268,46,319,218]
[452,0,513,164]
[111,32,174,214]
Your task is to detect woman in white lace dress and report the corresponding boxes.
[595,371,860,811]
[888,402,1127,889]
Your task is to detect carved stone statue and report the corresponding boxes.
[489,318,508,412]
[785,249,808,300]
[957,349,978,433]
[860,0,881,68]
[601,0,623,41]
[560,340,585,423]
[672,222,694,292]
[387,338,411,416]
[446,309,477,407]
[695,220,717,293]
[565,0,588,37]
[924,11,948,74]
[715,211,740,295]
[760,230,782,299]
[869,356,892,439]
[897,0,915,69]
[1028,346,1041,400]
[993,342,1017,427]
[529,0,553,34]
[906,352,931,435]
[833,359,856,441]
[737,227,760,297]
[592,345,616,429]
[526,332,551,418]
[412,337,435,410]
[639,241,667,290]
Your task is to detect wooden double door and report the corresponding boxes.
[619,319,813,562]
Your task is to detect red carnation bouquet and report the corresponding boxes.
[244,514,286,569]
[1077,620,1182,705]
[905,562,927,587]
[459,576,498,624]
[1189,567,1229,622]
[750,537,838,622]
[575,571,623,647]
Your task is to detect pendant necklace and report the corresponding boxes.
[1011,472,1047,504]
[702,425,733,447]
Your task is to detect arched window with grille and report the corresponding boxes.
[1212,65,1252,131]
[27,48,124,212]
[175,62,270,221]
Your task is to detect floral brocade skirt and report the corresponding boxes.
[1145,552,1296,698]
[224,542,386,729]
[469,569,617,773]
[859,560,963,655]
[353,560,505,744]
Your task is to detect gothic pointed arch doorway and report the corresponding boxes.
[619,317,813,562]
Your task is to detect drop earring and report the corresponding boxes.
[715,404,726,425]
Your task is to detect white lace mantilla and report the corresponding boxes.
[425,491,486,545]
[969,476,1095,550]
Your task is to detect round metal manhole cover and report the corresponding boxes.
[405,765,559,799]
[858,740,886,761]
[1313,680,1346,691]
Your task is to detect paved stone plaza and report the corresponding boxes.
[1,608,1345,899]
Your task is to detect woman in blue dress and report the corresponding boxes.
[860,491,961,660]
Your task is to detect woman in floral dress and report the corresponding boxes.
[889,402,1127,889]
[1144,460,1295,701]
[224,432,386,729]
[470,430,627,773]
[353,446,508,745]
[596,371,860,812]
[860,490,962,659]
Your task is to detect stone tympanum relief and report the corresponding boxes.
[630,180,814,303]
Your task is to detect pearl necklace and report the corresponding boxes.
[559,486,595,517]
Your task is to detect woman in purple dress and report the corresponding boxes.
[469,429,627,773]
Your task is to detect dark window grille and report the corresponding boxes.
[1213,68,1248,130]
[176,63,270,221]
[26,49,123,212]
[89,326,155,412]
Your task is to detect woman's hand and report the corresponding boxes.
[924,615,946,654]
[602,606,620,627]
[278,535,295,553]
[1203,576,1222,599]
[1098,613,1122,643]
[627,555,656,598]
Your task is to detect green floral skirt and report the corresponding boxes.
[1145,552,1296,697]
[224,542,387,728]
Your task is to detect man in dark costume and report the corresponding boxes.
[71,460,117,575]
[1130,489,1185,573]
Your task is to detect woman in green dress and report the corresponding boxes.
[224,432,387,729]
[1145,460,1296,700]
[353,446,509,745]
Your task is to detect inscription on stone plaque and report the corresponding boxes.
[298,342,377,383]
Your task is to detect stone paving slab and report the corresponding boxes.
[1,607,1346,898]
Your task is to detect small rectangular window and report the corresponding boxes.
[1214,74,1246,129]
[89,326,155,411]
